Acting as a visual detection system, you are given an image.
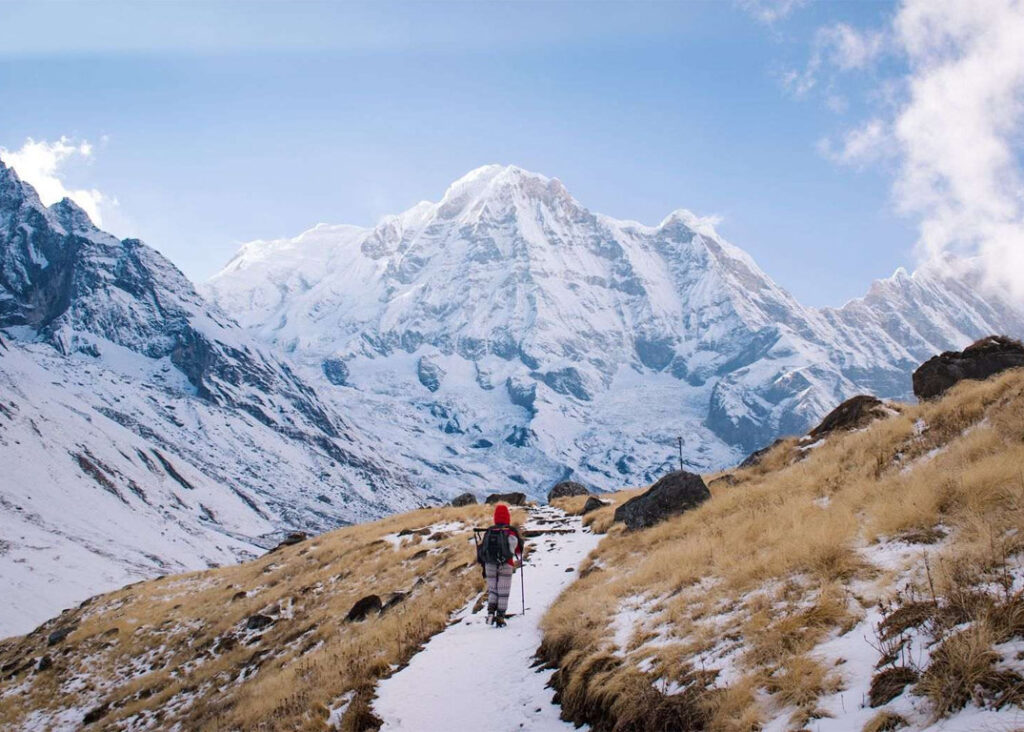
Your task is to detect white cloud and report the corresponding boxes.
[797,0,1024,301]
[820,23,886,71]
[818,118,890,167]
[737,0,808,25]
[784,23,887,98]
[0,137,108,225]
[890,0,1024,299]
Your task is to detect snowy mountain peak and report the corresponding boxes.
[658,208,721,237]
[0,158,50,225]
[208,164,1024,486]
[50,196,93,230]
[442,163,552,197]
[437,163,574,220]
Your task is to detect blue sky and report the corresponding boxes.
[0,1,935,306]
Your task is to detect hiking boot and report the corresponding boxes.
[494,612,506,628]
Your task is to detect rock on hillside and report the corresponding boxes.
[808,394,893,439]
[548,480,589,503]
[485,492,527,506]
[613,470,711,530]
[913,335,1024,399]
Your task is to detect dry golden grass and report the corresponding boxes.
[579,486,644,534]
[541,368,1024,730]
[0,503,525,730]
[863,710,907,732]
[915,621,1003,716]
[549,494,590,515]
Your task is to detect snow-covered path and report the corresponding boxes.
[373,505,600,731]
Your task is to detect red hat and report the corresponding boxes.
[493,504,511,525]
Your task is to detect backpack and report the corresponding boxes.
[477,526,515,565]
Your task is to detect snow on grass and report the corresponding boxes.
[611,595,656,656]
[327,690,356,729]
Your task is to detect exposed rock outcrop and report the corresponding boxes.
[708,474,737,490]
[582,496,610,515]
[913,336,1024,400]
[346,595,383,622]
[245,614,274,631]
[547,481,588,503]
[270,532,308,552]
[417,357,445,393]
[808,394,891,438]
[485,492,527,506]
[738,439,786,469]
[613,471,710,531]
[450,492,477,507]
[47,626,75,647]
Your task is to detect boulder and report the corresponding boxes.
[270,531,308,552]
[451,492,477,507]
[485,492,527,506]
[582,496,610,515]
[547,481,588,503]
[738,438,786,469]
[346,595,383,622]
[708,474,737,490]
[83,704,110,725]
[383,592,408,611]
[808,395,889,438]
[913,335,1024,400]
[613,470,711,531]
[246,614,274,631]
[47,626,75,647]
[214,635,238,653]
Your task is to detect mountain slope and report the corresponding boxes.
[0,161,426,637]
[542,366,1024,731]
[4,366,1024,731]
[206,164,1024,488]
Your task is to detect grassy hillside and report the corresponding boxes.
[5,366,1024,731]
[0,503,524,730]
[541,369,1024,730]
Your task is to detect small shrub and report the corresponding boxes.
[863,710,906,732]
[916,622,1010,716]
[869,666,918,707]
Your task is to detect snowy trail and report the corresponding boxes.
[373,505,600,731]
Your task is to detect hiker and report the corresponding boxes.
[477,504,523,627]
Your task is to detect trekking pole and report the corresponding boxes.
[520,549,526,616]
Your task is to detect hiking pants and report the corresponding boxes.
[485,562,514,614]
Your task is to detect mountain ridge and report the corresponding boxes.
[206,164,1024,479]
[0,159,427,636]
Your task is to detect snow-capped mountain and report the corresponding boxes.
[0,160,427,636]
[4,160,1022,637]
[207,164,1024,485]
